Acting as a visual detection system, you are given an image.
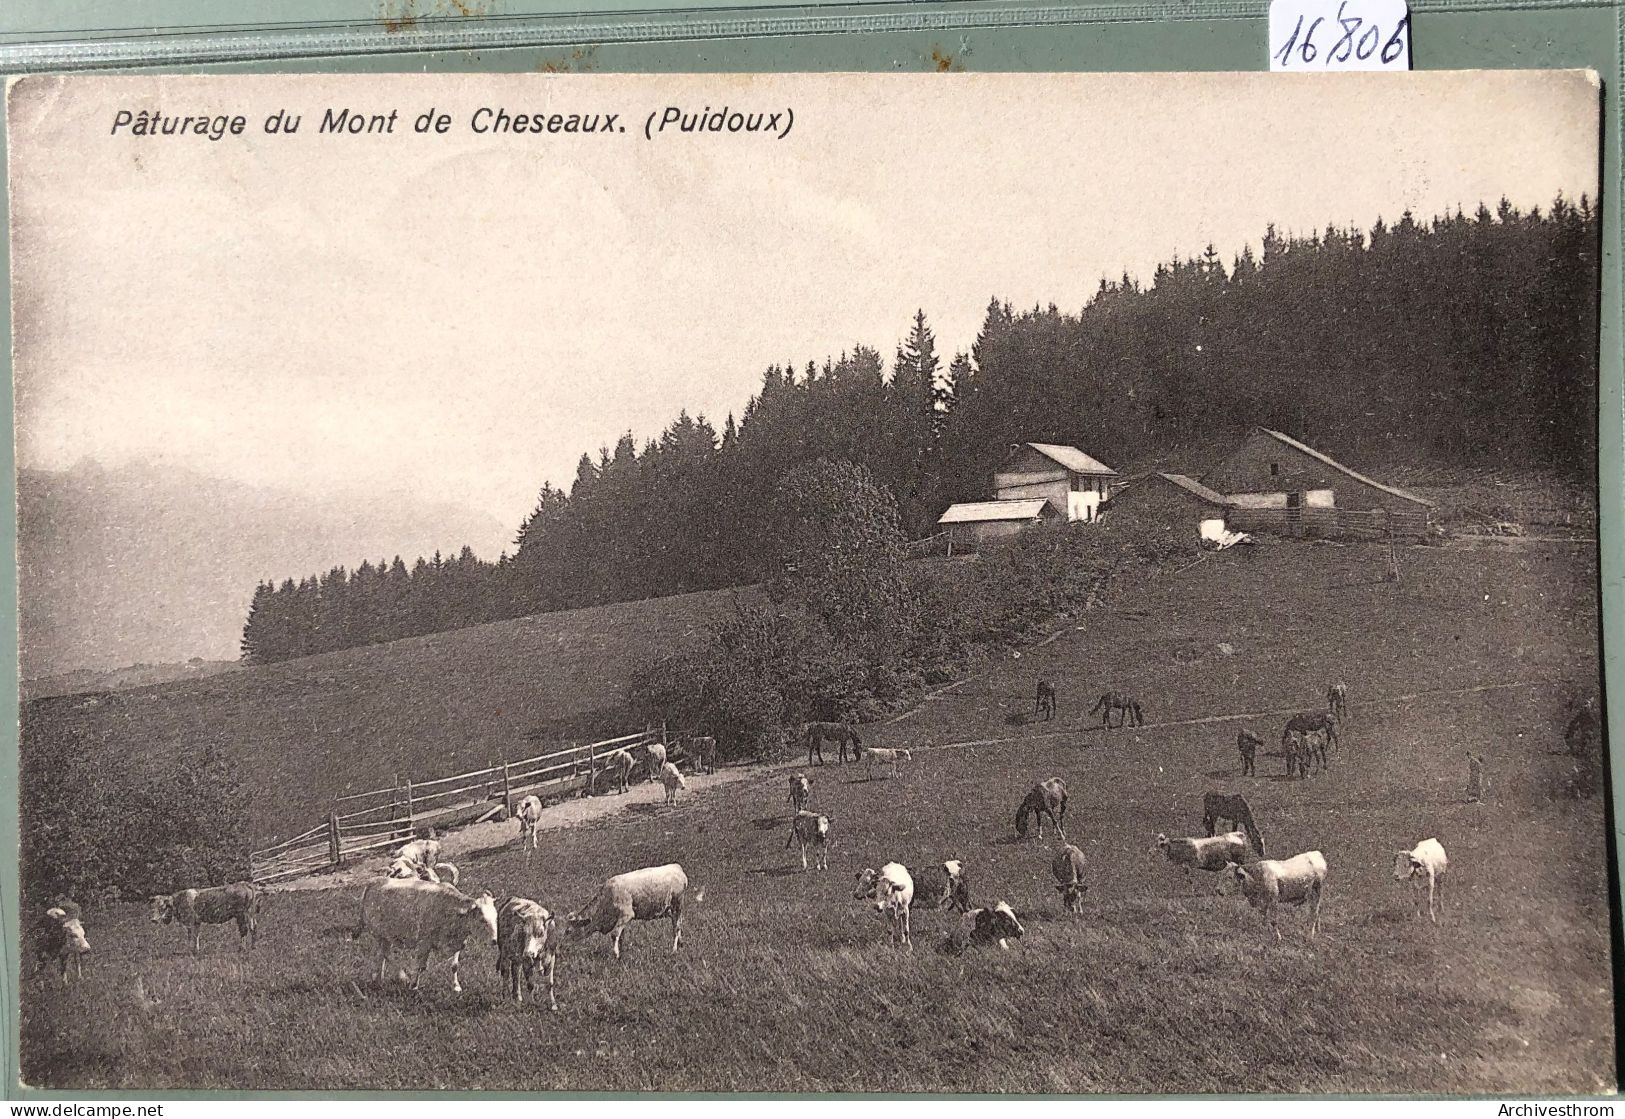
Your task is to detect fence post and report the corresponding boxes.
[586,741,595,797]
[405,780,416,833]
[502,761,513,817]
[328,811,341,869]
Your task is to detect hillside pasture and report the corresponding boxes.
[19,541,1613,1093]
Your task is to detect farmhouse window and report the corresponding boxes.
[1270,463,1280,477]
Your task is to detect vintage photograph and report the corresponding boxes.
[9,70,1610,1093]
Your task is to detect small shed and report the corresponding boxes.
[993,443,1119,523]
[1106,473,1233,541]
[937,498,1062,551]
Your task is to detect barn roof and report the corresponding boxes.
[937,499,1055,525]
[1015,443,1119,477]
[1253,428,1434,508]
[1157,473,1231,506]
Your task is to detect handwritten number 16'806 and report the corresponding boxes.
[1274,5,1409,68]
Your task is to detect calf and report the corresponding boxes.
[785,810,833,871]
[568,863,690,958]
[960,901,1025,949]
[1393,837,1448,924]
[515,794,543,853]
[658,761,688,805]
[149,883,262,954]
[787,773,812,814]
[1051,844,1089,914]
[31,900,91,984]
[496,896,559,1010]
[1217,850,1328,941]
[1151,831,1250,878]
[860,746,912,779]
[854,863,914,948]
[355,877,499,992]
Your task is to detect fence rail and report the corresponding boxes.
[249,729,663,885]
[1225,506,1428,539]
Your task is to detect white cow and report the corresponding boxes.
[1217,850,1328,941]
[355,877,499,992]
[1393,837,1449,924]
[1151,831,1251,878]
[497,896,559,1010]
[568,864,690,958]
[515,795,543,854]
[658,761,688,805]
[641,742,668,783]
[854,863,915,947]
[860,746,913,780]
[386,858,459,885]
[597,749,636,795]
[395,836,442,869]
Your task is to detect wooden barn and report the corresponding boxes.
[993,443,1119,523]
[1105,472,1232,541]
[936,498,1062,552]
[1204,427,1433,537]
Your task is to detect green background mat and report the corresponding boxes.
[0,0,1619,1100]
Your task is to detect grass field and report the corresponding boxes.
[19,540,1614,1093]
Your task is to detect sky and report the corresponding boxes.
[9,70,1601,552]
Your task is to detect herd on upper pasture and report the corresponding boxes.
[29,679,1555,1009]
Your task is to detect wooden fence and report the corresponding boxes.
[1226,506,1429,540]
[249,729,661,885]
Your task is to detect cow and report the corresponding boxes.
[913,859,970,912]
[496,896,559,1010]
[1202,793,1265,857]
[640,741,668,783]
[149,883,262,954]
[960,902,1025,950]
[860,746,912,779]
[1326,681,1349,722]
[515,794,543,854]
[688,735,718,776]
[1151,832,1251,879]
[568,864,690,958]
[785,810,832,871]
[1236,729,1262,777]
[387,858,460,885]
[854,864,914,947]
[395,836,442,870]
[31,900,91,984]
[597,748,636,795]
[787,773,812,814]
[1282,711,1339,755]
[1393,837,1448,924]
[805,721,862,766]
[354,876,499,992]
[1015,778,1068,839]
[1052,845,1089,913]
[1217,850,1328,941]
[1300,728,1330,775]
[658,761,688,805]
[1034,680,1057,721]
[1090,692,1144,729]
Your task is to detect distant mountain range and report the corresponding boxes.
[17,461,511,679]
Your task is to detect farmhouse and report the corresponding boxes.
[937,498,1062,552]
[1204,427,1433,536]
[993,443,1119,523]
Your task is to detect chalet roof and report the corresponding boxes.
[1011,443,1120,477]
[1253,428,1434,508]
[1157,473,1231,506]
[937,499,1055,525]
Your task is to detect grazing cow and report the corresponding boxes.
[1151,831,1251,878]
[1393,837,1448,924]
[854,863,915,947]
[658,761,688,805]
[149,883,262,954]
[31,901,91,984]
[1034,680,1057,722]
[805,721,862,766]
[913,860,970,912]
[355,877,499,992]
[1217,850,1328,941]
[861,746,912,779]
[1090,692,1144,729]
[1202,793,1265,857]
[496,896,559,1010]
[1015,778,1068,839]
[1283,711,1339,754]
[640,741,668,783]
[515,795,544,854]
[686,735,718,775]
[1236,729,1262,777]
[1051,845,1089,914]
[568,864,690,958]
[960,902,1025,950]
[1326,681,1349,722]
[1467,752,1489,803]
[597,748,636,795]
[787,773,812,814]
[785,810,832,871]
[395,836,442,870]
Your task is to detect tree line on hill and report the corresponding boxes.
[241,194,1599,665]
